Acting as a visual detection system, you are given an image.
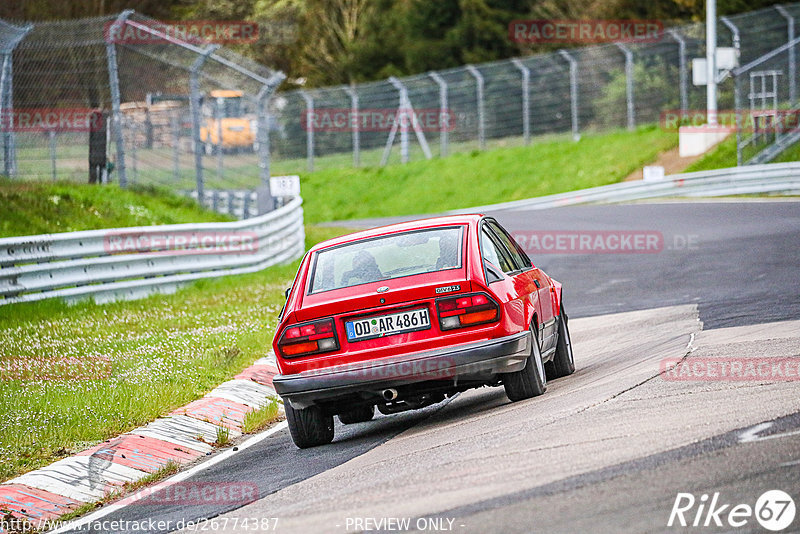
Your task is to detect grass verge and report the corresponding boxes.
[684,134,800,173]
[298,126,677,223]
[0,179,232,238]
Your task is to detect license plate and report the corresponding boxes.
[345,308,431,341]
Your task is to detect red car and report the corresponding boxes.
[272,215,575,448]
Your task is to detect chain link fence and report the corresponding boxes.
[0,12,284,200]
[1,4,799,194]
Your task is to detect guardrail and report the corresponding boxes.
[450,162,800,214]
[181,189,260,220]
[0,197,305,306]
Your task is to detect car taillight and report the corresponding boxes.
[278,318,339,358]
[436,292,499,330]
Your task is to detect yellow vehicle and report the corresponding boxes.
[199,90,257,154]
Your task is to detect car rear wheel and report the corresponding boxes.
[546,305,576,379]
[285,403,334,448]
[338,405,375,425]
[503,324,547,401]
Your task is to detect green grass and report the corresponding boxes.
[241,399,281,434]
[0,179,232,238]
[0,225,355,483]
[296,126,677,223]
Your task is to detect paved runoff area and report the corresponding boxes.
[0,358,280,532]
[169,305,800,533]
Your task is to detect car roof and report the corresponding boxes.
[309,214,484,253]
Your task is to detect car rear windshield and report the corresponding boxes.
[309,226,464,294]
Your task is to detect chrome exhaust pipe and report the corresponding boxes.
[382,388,399,401]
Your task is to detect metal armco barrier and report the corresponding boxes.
[0,197,305,306]
[451,162,800,214]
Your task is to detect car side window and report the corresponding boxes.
[481,227,515,274]
[488,222,532,270]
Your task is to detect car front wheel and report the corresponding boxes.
[285,403,334,448]
[503,324,547,401]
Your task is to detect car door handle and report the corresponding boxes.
[534,280,541,288]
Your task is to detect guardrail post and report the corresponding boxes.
[0,23,32,178]
[190,44,220,200]
[465,65,486,150]
[428,72,449,157]
[615,43,635,131]
[299,90,314,172]
[558,50,580,141]
[344,85,360,167]
[106,11,132,187]
[666,30,688,115]
[776,5,796,105]
[511,59,531,145]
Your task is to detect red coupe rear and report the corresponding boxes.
[272,214,575,448]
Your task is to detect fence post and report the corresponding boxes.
[465,65,486,149]
[216,96,223,182]
[256,73,285,213]
[299,91,314,172]
[49,130,57,181]
[106,11,132,187]
[558,50,580,141]
[344,85,360,167]
[190,44,219,200]
[511,59,531,145]
[776,5,796,105]
[734,70,742,166]
[615,43,635,131]
[129,119,138,184]
[667,30,688,115]
[720,16,740,57]
[390,77,410,163]
[171,109,180,182]
[0,23,32,178]
[428,72,449,157]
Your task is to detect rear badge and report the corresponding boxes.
[435,284,461,294]
[377,286,390,293]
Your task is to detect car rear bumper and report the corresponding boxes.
[273,331,530,408]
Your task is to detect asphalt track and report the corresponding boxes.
[60,201,800,534]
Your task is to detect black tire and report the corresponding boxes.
[503,324,547,401]
[546,305,576,379]
[338,405,375,425]
[285,403,334,449]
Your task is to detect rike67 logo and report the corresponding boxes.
[669,490,796,531]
